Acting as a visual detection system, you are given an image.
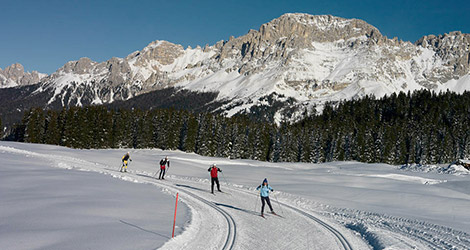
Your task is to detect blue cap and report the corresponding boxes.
[263,178,268,184]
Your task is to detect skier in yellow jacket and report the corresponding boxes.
[120,152,132,172]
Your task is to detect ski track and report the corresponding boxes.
[0,145,352,249]
[159,181,237,250]
[327,208,470,250]
[158,176,355,250]
[283,203,353,250]
[2,144,470,250]
[0,145,234,249]
[228,187,353,250]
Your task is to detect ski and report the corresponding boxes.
[260,212,283,219]
[270,212,284,218]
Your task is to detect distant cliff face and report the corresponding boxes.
[0,63,46,88]
[2,13,470,122]
[415,31,470,81]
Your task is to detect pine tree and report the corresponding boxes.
[255,123,273,161]
[44,110,61,145]
[24,108,46,143]
[214,115,230,158]
[228,118,248,159]
[137,110,154,148]
[270,130,282,162]
[166,110,184,150]
[130,109,143,149]
[182,112,198,152]
[120,109,134,148]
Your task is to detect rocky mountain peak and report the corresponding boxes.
[416,31,470,76]
[216,13,385,65]
[267,13,383,43]
[60,57,97,75]
[134,40,185,66]
[0,63,46,88]
[2,63,25,77]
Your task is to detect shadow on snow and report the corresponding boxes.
[119,220,170,239]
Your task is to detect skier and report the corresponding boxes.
[120,152,132,172]
[208,164,222,194]
[158,156,170,179]
[256,178,276,217]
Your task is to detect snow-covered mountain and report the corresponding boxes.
[0,63,46,88]
[5,13,470,121]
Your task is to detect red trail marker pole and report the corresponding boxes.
[172,193,179,238]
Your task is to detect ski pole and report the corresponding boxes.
[154,169,161,178]
[273,192,284,216]
[221,171,228,184]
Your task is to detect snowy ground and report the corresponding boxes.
[0,143,190,250]
[1,141,469,250]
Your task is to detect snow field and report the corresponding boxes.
[0,143,367,249]
[1,141,470,249]
[0,146,190,250]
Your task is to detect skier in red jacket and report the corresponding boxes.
[208,164,222,194]
[158,156,170,179]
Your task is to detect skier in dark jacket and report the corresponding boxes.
[256,178,275,217]
[120,152,132,172]
[158,156,170,179]
[208,164,222,193]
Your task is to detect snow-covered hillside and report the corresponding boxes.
[1,141,469,249]
[22,13,468,121]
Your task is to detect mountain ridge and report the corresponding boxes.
[1,13,469,124]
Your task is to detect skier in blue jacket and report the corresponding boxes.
[256,178,276,217]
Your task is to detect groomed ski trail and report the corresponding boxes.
[3,144,469,249]
[230,187,353,250]
[139,175,237,250]
[134,173,359,250]
[0,145,234,249]
[0,145,360,249]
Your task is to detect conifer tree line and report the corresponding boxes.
[13,107,276,161]
[10,89,470,165]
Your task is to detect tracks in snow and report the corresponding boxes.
[151,175,356,250]
[187,192,237,250]
[4,144,470,250]
[2,144,355,250]
[282,203,353,250]
[105,169,355,250]
[230,187,354,250]
[328,207,470,250]
[154,179,237,250]
[6,145,437,250]
[0,146,236,250]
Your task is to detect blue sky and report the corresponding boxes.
[1,0,469,74]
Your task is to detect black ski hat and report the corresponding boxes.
[263,178,268,184]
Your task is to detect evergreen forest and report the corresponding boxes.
[9,90,470,165]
